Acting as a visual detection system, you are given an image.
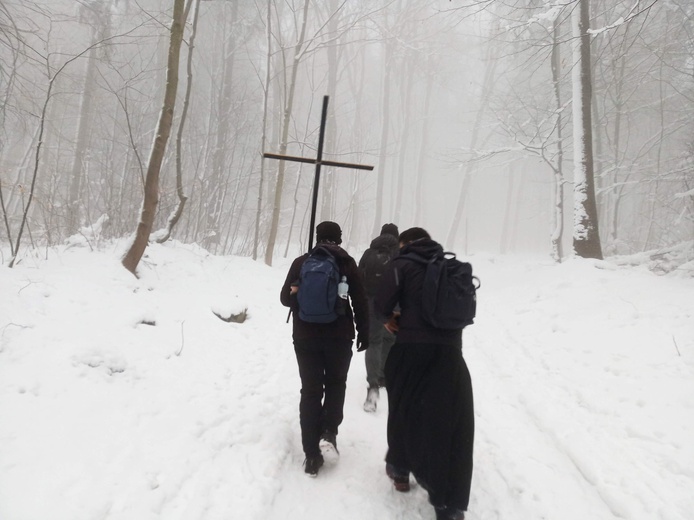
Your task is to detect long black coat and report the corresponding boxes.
[375,237,474,512]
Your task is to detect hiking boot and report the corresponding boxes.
[435,506,465,520]
[319,430,339,457]
[385,463,410,492]
[304,454,324,477]
[363,386,379,413]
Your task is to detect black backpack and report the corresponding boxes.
[297,246,341,323]
[360,246,393,297]
[402,251,480,329]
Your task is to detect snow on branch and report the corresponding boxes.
[459,146,527,163]
[587,0,659,36]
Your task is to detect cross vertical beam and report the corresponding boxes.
[308,96,330,252]
[263,95,374,252]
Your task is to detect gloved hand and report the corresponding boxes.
[356,333,369,352]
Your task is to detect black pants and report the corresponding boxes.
[294,338,353,457]
[385,342,474,511]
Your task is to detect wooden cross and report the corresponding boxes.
[263,95,374,252]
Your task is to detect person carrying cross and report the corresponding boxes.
[280,221,370,477]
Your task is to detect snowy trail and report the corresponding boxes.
[261,354,435,520]
[466,257,694,520]
[1,243,693,520]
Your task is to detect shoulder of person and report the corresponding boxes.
[311,244,353,265]
[370,234,398,251]
[290,252,309,270]
[337,247,358,265]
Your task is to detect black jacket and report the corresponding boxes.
[280,243,369,342]
[374,238,462,346]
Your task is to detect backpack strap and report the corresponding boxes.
[311,245,343,271]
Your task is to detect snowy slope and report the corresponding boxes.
[1,242,692,520]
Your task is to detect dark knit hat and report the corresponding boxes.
[316,221,342,244]
[380,223,399,238]
[398,227,430,245]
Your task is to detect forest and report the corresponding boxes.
[1,0,692,270]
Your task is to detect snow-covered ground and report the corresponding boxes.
[1,241,692,520]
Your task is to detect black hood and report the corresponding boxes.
[399,238,443,260]
[370,233,399,251]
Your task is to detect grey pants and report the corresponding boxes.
[365,303,396,388]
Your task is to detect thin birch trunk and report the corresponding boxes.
[253,0,272,261]
[550,18,565,262]
[264,0,310,266]
[372,40,392,237]
[156,0,199,243]
[122,0,186,274]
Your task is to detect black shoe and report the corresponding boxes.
[319,430,339,456]
[385,463,410,492]
[304,454,324,477]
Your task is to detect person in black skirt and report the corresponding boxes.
[374,227,474,520]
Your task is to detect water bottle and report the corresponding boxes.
[337,276,349,299]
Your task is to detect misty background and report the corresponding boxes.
[1,0,692,266]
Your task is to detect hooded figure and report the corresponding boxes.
[374,227,475,520]
[358,223,400,411]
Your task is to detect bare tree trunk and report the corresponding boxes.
[0,173,13,255]
[284,164,304,258]
[446,44,497,249]
[265,0,310,266]
[121,0,186,275]
[8,26,132,267]
[253,0,272,261]
[550,18,565,262]
[282,113,309,255]
[571,0,603,259]
[320,0,340,222]
[606,52,626,252]
[372,40,393,237]
[346,29,367,248]
[206,1,238,251]
[393,57,414,225]
[66,43,98,235]
[156,0,199,244]
[643,56,667,251]
[413,71,433,226]
[192,79,218,243]
[500,164,517,254]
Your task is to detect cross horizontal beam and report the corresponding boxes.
[263,152,374,171]
[263,95,373,252]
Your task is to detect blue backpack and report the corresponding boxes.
[298,246,341,323]
[402,251,480,329]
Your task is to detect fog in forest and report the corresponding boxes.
[1,0,692,265]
